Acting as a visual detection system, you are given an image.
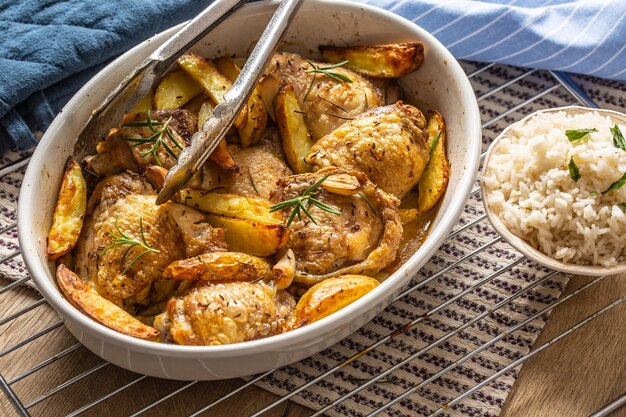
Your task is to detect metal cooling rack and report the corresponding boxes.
[0,62,625,417]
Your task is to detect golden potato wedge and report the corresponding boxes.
[56,265,159,341]
[290,275,379,329]
[154,70,203,110]
[214,56,268,147]
[164,251,273,282]
[180,190,288,257]
[177,52,247,129]
[399,208,419,225]
[130,89,153,115]
[207,215,287,257]
[418,110,450,212]
[47,157,87,260]
[258,74,280,122]
[275,85,315,174]
[320,42,424,78]
[197,99,239,172]
[180,189,283,223]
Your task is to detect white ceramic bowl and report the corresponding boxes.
[18,0,481,380]
[481,105,626,277]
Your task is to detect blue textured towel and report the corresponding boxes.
[1,0,625,151]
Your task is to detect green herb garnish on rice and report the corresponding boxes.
[611,124,626,150]
[568,157,581,182]
[565,128,597,143]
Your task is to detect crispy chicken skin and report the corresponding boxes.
[305,102,429,199]
[191,127,293,198]
[270,168,402,285]
[154,282,295,345]
[74,172,226,309]
[265,52,384,140]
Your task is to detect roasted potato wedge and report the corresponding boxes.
[215,56,268,147]
[418,110,450,212]
[177,52,247,129]
[205,215,288,257]
[180,189,283,223]
[320,42,424,78]
[154,70,203,110]
[130,89,153,115]
[180,190,288,257]
[164,252,273,282]
[56,265,159,341]
[197,99,238,172]
[275,85,315,174]
[47,157,87,260]
[290,275,379,329]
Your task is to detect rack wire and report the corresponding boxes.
[0,61,625,417]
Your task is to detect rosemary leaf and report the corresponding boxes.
[122,111,179,166]
[618,203,626,213]
[99,216,159,273]
[568,157,581,182]
[611,124,626,150]
[565,128,597,143]
[270,174,340,227]
[303,60,352,102]
[309,197,342,215]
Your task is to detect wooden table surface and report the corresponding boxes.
[0,273,624,417]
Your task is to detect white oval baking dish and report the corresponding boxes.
[18,0,482,380]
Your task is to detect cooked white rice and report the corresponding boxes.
[482,110,626,267]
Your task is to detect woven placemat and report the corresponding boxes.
[1,61,623,416]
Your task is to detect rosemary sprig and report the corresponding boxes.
[122,110,183,166]
[270,174,341,227]
[100,216,160,274]
[303,60,352,101]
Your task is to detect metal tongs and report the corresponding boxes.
[73,0,304,204]
[158,0,304,203]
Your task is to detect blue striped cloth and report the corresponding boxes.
[1,0,625,151]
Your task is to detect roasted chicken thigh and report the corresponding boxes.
[270,168,402,285]
[266,52,385,139]
[74,172,226,309]
[154,282,295,345]
[306,103,429,199]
